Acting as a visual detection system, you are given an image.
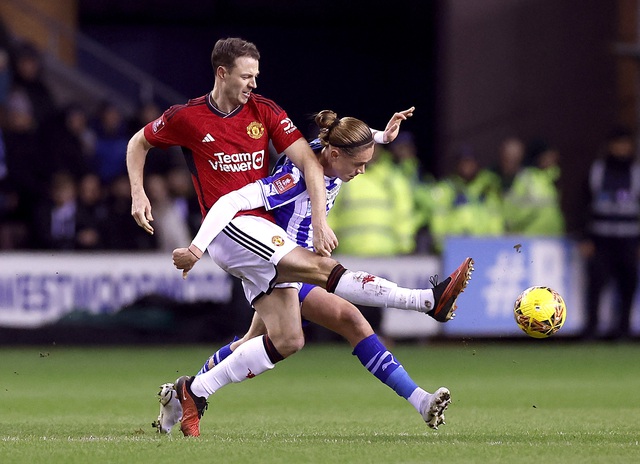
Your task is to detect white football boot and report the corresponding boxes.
[152,383,183,434]
[420,387,451,430]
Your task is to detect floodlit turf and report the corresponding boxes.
[1,341,639,463]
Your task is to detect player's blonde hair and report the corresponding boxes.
[315,110,374,155]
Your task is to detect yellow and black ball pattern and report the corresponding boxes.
[514,286,566,338]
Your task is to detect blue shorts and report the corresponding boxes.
[299,283,317,327]
[299,283,316,303]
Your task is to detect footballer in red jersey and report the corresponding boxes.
[128,38,334,255]
[143,92,302,223]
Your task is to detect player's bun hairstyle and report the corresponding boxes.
[315,110,374,154]
[211,37,260,71]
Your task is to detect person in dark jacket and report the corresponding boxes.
[579,125,640,341]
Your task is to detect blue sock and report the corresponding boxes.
[353,334,418,399]
[196,336,239,376]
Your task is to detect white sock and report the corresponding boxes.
[334,271,434,312]
[191,335,275,397]
[407,387,429,413]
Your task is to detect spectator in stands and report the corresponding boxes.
[502,139,565,235]
[76,173,108,250]
[0,126,24,249]
[2,89,52,246]
[32,171,78,250]
[0,15,12,112]
[44,103,96,181]
[165,166,202,237]
[9,41,57,128]
[128,101,162,136]
[102,173,156,250]
[424,145,504,253]
[145,173,191,252]
[0,48,10,112]
[389,130,439,254]
[491,136,526,196]
[128,101,183,175]
[389,131,421,186]
[93,101,129,184]
[328,143,417,256]
[578,125,640,341]
[0,181,23,249]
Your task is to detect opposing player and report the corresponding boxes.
[155,109,473,435]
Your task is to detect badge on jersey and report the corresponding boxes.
[273,174,296,194]
[247,121,265,140]
[272,236,285,246]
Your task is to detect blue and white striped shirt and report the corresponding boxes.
[257,139,342,251]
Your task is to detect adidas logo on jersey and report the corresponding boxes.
[202,133,215,142]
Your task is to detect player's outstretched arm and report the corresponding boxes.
[371,106,415,144]
[127,129,155,235]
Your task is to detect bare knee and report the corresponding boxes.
[270,332,305,358]
[277,248,339,286]
[315,300,373,346]
[338,307,374,344]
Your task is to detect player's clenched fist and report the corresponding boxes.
[172,245,203,279]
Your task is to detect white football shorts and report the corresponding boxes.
[207,215,301,304]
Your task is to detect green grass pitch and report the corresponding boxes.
[1,341,639,463]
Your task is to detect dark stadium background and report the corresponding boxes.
[0,0,635,344]
[76,1,439,173]
[76,0,621,235]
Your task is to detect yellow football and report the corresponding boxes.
[513,286,566,338]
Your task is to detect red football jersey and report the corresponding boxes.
[144,93,304,222]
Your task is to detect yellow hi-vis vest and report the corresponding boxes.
[327,152,417,256]
[426,170,505,253]
[503,166,565,236]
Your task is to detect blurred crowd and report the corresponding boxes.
[328,132,565,257]
[1,33,638,340]
[0,36,202,252]
[0,34,576,257]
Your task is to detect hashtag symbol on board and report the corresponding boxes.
[483,251,527,318]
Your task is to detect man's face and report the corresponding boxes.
[608,137,635,159]
[221,56,259,106]
[457,157,478,181]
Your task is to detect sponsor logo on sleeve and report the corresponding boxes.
[152,117,165,134]
[280,118,296,134]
